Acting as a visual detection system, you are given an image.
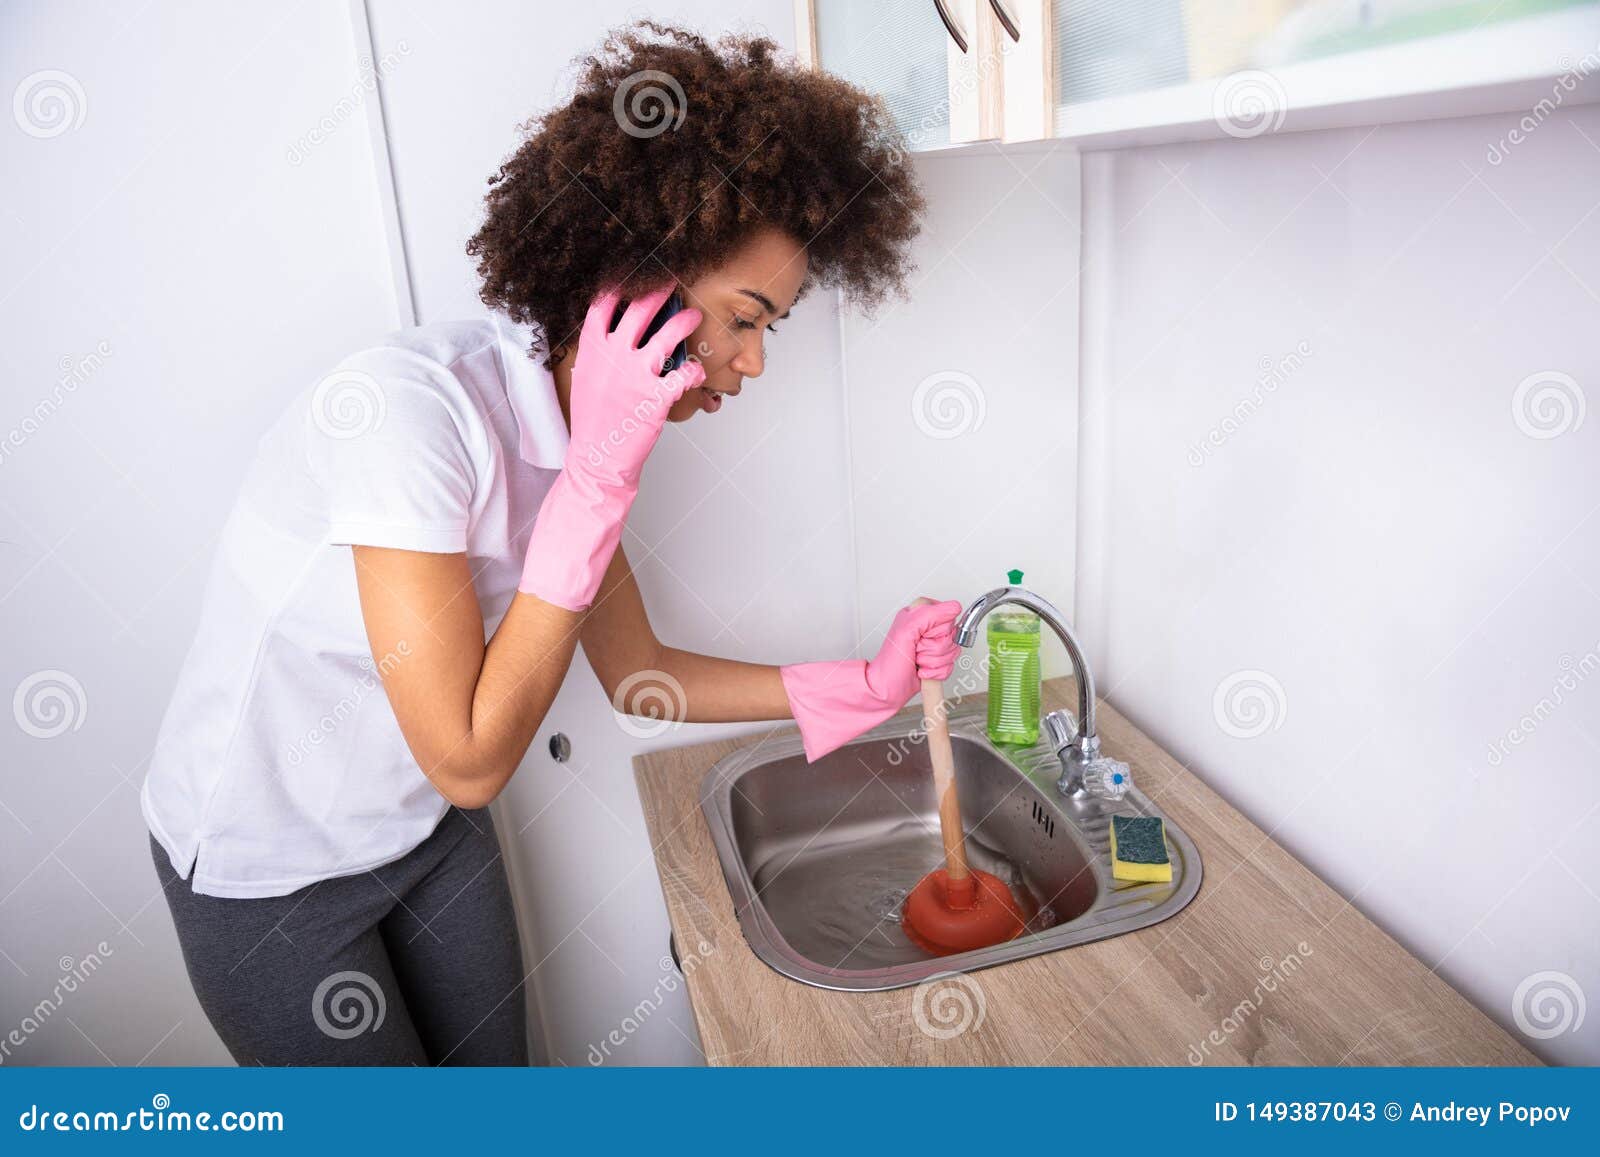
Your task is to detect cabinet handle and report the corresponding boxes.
[987,0,1022,42]
[934,1,1022,53]
[933,0,969,53]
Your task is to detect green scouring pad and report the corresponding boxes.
[1110,814,1171,882]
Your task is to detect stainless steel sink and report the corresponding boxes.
[699,699,1202,991]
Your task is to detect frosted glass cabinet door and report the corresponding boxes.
[1048,0,1600,143]
[806,0,961,149]
[799,0,1055,147]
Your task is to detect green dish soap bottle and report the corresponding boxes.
[986,568,1041,746]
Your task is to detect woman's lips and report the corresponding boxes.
[699,387,724,413]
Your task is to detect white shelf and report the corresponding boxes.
[1049,6,1600,149]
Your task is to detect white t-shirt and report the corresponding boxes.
[141,315,569,898]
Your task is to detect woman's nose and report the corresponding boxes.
[729,334,765,379]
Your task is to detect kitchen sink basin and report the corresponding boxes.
[699,699,1202,991]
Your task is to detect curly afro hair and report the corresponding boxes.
[467,20,926,367]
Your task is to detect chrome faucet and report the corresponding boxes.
[953,586,1131,801]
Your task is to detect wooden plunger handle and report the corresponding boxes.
[920,677,974,905]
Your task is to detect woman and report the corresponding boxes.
[142,21,959,1066]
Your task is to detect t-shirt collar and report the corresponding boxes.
[488,312,569,471]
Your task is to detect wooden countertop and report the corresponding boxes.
[633,677,1536,1066]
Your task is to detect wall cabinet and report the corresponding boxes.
[797,0,1600,152]
[794,0,1055,147]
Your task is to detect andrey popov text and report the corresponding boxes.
[1406,1103,1571,1127]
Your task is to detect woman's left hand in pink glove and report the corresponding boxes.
[780,597,965,763]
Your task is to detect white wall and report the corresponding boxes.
[0,1,406,1063]
[844,146,1083,680]
[1077,104,1600,1064]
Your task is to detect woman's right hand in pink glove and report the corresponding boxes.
[519,285,705,611]
[779,597,965,763]
[868,597,963,700]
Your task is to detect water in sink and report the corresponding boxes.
[747,815,1063,970]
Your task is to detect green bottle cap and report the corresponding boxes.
[1007,568,1023,585]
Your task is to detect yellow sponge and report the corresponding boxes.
[1110,815,1172,882]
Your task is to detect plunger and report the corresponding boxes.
[901,676,1027,955]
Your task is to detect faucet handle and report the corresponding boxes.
[1042,709,1077,755]
[1080,756,1132,800]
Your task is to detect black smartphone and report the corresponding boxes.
[609,290,688,375]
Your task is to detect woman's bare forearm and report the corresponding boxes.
[442,592,586,803]
[353,546,584,809]
[574,544,794,726]
[645,646,794,723]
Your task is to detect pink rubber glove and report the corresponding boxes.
[519,285,705,611]
[780,598,964,763]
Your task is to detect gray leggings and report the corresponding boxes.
[150,806,528,1065]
